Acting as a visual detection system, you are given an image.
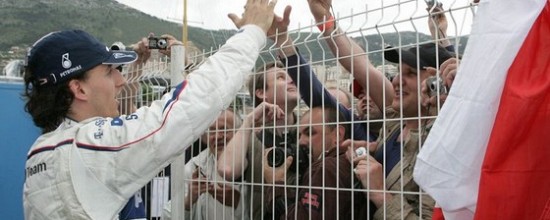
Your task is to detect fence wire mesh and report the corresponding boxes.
[113,1,478,219]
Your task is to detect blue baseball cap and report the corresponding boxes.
[27,30,138,87]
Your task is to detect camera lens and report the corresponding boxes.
[429,81,437,91]
[355,147,367,157]
[267,148,286,167]
[157,39,167,49]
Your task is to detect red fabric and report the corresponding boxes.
[475,2,550,220]
[432,207,445,220]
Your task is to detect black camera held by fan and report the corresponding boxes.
[148,36,169,50]
[267,143,310,175]
[262,130,309,177]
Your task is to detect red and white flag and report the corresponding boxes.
[414,0,550,219]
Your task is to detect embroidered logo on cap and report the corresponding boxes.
[113,53,134,59]
[61,53,72,69]
[113,53,135,59]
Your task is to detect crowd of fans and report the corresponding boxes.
[161,0,461,219]
[20,0,464,219]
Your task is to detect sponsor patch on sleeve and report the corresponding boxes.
[111,117,123,126]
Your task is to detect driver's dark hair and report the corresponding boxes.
[23,67,88,134]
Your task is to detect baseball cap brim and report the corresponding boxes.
[103,51,138,65]
[384,46,426,70]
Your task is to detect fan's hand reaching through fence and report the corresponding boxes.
[244,102,285,128]
[228,0,278,33]
[158,34,184,57]
[308,0,332,23]
[267,6,291,43]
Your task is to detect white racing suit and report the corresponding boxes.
[23,25,266,220]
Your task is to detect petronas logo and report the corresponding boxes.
[62,53,72,69]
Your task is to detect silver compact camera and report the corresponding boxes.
[355,147,367,157]
[426,76,448,97]
[110,42,126,51]
[148,36,168,50]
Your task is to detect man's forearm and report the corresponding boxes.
[323,26,394,110]
[217,120,253,180]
